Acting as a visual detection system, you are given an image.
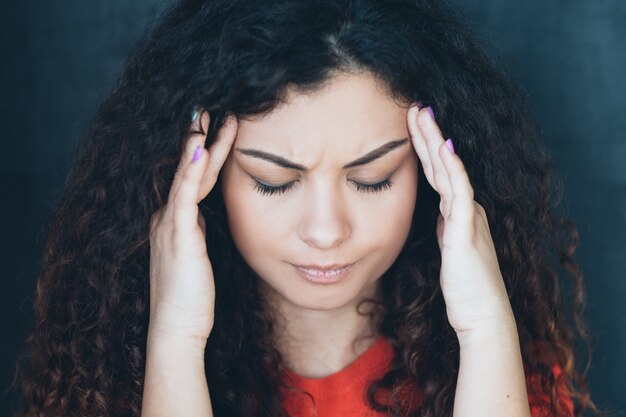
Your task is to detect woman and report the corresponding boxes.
[14,0,599,416]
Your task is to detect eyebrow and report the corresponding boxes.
[235,138,409,171]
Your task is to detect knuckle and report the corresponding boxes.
[205,166,219,185]
[150,210,161,225]
[417,108,432,124]
[439,199,448,216]
[432,167,442,181]
[180,163,195,182]
[149,210,163,235]
[184,137,201,155]
[433,169,447,187]
[173,164,185,180]
[171,193,188,213]
[433,166,447,182]
[178,143,195,168]
[473,201,486,216]
[150,207,175,235]
[184,144,198,161]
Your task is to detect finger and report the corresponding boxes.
[438,137,475,219]
[417,107,453,207]
[198,113,238,199]
[171,136,210,234]
[406,104,436,189]
[169,108,210,200]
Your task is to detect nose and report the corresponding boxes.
[298,181,351,250]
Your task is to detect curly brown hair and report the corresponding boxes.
[11,0,601,416]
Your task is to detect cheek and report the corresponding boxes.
[377,192,416,252]
[221,168,285,258]
[364,162,418,246]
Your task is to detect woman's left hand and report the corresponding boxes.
[406,103,515,337]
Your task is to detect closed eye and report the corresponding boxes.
[253,180,296,196]
[252,177,394,196]
[350,178,393,193]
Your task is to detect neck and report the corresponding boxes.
[261,280,384,378]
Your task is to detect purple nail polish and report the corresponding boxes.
[445,138,455,154]
[416,101,424,109]
[427,106,436,121]
[192,144,203,162]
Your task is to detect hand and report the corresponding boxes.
[148,109,238,342]
[407,104,514,336]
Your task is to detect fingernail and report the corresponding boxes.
[416,101,424,109]
[427,106,436,121]
[445,138,455,154]
[192,144,203,162]
[191,107,199,123]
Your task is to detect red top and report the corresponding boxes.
[280,335,574,417]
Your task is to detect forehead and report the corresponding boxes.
[234,72,410,156]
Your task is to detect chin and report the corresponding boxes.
[284,281,371,311]
[287,295,350,311]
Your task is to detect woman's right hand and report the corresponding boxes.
[148,109,238,343]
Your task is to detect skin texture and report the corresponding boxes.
[220,71,418,377]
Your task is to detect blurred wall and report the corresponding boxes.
[449,1,626,412]
[1,0,624,415]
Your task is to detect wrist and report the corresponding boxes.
[456,313,519,350]
[147,311,213,342]
[147,326,208,360]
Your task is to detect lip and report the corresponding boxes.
[290,262,354,284]
[293,263,352,271]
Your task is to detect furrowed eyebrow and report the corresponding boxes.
[235,138,409,171]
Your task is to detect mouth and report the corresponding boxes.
[289,262,354,284]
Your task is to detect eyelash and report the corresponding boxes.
[252,178,394,196]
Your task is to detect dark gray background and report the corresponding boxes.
[1,1,624,415]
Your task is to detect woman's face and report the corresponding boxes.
[221,71,418,311]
